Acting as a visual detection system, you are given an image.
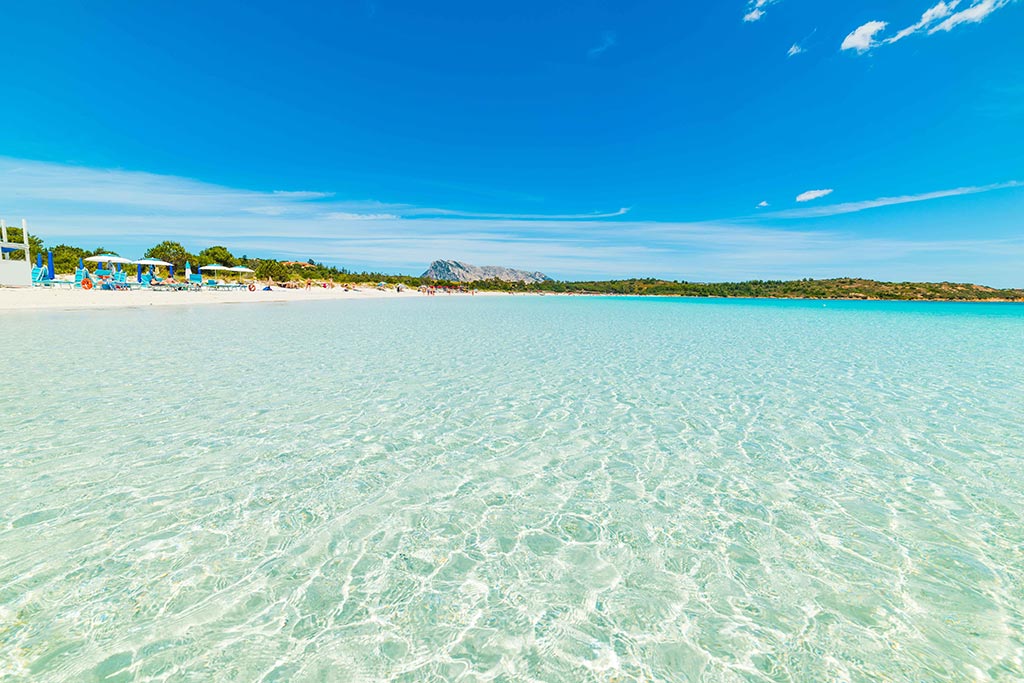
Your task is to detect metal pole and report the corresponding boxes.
[22,219,30,266]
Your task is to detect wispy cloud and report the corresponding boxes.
[0,157,622,224]
[770,181,1022,218]
[843,0,1014,53]
[272,190,335,199]
[841,21,888,53]
[932,0,1014,32]
[588,31,617,59]
[888,1,962,43]
[3,157,1023,284]
[410,207,631,220]
[787,28,816,57]
[322,212,401,221]
[796,189,834,202]
[744,0,780,22]
[757,201,770,208]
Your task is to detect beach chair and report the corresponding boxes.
[93,268,127,290]
[29,267,72,288]
[74,268,90,288]
[146,275,175,291]
[188,273,204,290]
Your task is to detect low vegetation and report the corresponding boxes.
[20,232,1024,301]
[520,277,1024,301]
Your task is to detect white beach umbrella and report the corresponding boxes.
[133,258,173,266]
[199,264,231,271]
[85,254,134,264]
[226,265,255,281]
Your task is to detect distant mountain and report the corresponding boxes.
[421,260,551,284]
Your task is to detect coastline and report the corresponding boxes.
[0,285,471,311]
[2,287,1021,312]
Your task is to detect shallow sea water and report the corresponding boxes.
[1,296,1023,682]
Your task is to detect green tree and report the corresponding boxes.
[145,241,196,271]
[197,245,237,267]
[254,259,289,282]
[51,244,89,274]
[2,227,44,261]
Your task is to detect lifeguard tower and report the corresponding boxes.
[0,219,32,287]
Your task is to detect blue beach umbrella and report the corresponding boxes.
[78,256,84,269]
[47,251,55,280]
[169,264,175,278]
[136,264,142,283]
[36,253,43,267]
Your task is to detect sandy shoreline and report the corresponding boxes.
[3,287,1020,312]
[0,285,483,311]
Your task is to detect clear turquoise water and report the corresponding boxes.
[1,297,1023,682]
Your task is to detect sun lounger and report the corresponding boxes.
[92,269,129,290]
[32,266,74,288]
[74,268,90,288]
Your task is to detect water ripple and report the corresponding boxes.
[1,298,1023,681]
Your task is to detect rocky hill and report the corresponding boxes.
[421,260,551,284]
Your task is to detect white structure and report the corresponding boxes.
[0,219,32,287]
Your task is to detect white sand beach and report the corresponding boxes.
[0,285,464,311]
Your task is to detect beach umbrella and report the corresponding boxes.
[169,264,175,278]
[185,261,192,277]
[47,251,55,280]
[36,253,42,267]
[78,257,84,269]
[85,255,133,265]
[199,264,231,282]
[136,264,142,283]
[133,258,171,280]
[226,265,255,283]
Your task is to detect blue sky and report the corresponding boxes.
[1,0,1022,284]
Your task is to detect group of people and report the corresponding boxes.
[419,285,478,296]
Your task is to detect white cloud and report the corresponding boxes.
[845,0,1013,53]
[757,201,770,208]
[841,21,888,53]
[272,190,334,199]
[787,43,804,57]
[930,0,1010,33]
[796,189,834,202]
[769,181,1022,218]
[888,1,961,43]
[414,207,631,220]
[4,157,1024,285]
[322,212,401,221]
[744,0,779,22]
